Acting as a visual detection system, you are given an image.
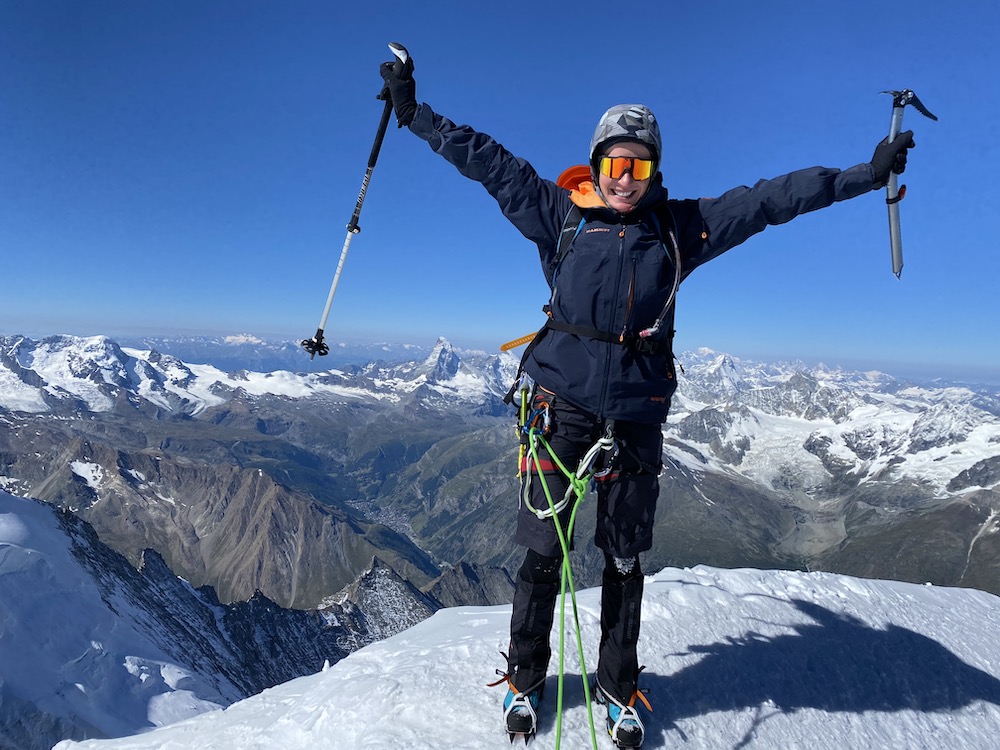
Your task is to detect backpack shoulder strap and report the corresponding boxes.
[641,200,683,340]
[540,204,588,289]
[505,204,588,405]
[556,205,586,265]
[650,200,677,242]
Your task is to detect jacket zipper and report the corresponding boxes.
[597,224,628,417]
[619,259,637,343]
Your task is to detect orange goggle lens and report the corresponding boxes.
[598,156,655,181]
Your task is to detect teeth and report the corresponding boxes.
[614,189,635,198]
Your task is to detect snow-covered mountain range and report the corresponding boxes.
[4,334,998,503]
[671,348,1000,501]
[0,334,500,417]
[663,349,1000,592]
[116,333,433,374]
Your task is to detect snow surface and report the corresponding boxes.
[0,364,48,412]
[53,565,1000,749]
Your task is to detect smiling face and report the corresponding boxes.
[597,141,655,214]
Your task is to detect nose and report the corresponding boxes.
[617,170,636,186]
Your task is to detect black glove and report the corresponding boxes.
[377,55,417,128]
[871,129,915,189]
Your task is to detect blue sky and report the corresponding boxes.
[1,1,997,382]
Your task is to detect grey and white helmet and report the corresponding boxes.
[589,104,662,166]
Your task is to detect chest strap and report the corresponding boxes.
[502,317,668,405]
[543,318,668,355]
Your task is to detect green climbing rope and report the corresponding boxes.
[527,428,600,750]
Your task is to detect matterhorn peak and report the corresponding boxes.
[422,337,460,383]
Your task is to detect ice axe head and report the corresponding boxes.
[882,89,938,121]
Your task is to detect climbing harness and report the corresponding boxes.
[515,378,620,518]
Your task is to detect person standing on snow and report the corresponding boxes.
[377,52,914,748]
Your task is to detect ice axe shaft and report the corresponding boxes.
[882,89,937,279]
[302,42,409,358]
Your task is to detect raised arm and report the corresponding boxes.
[378,50,567,251]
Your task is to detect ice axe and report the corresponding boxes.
[882,89,937,279]
[301,42,410,358]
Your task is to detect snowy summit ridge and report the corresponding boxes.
[54,564,1000,749]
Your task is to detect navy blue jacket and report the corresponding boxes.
[409,104,875,424]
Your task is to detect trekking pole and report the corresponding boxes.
[301,42,410,358]
[882,89,937,279]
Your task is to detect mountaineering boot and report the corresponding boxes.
[594,680,647,749]
[502,681,543,743]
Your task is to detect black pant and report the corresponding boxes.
[508,393,661,703]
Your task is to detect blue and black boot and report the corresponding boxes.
[502,680,543,743]
[594,679,649,749]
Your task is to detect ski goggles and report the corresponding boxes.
[598,155,656,181]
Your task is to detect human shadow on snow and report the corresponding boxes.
[635,597,1000,747]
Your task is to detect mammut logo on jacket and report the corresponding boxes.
[585,227,611,234]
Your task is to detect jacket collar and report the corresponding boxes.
[568,177,668,218]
